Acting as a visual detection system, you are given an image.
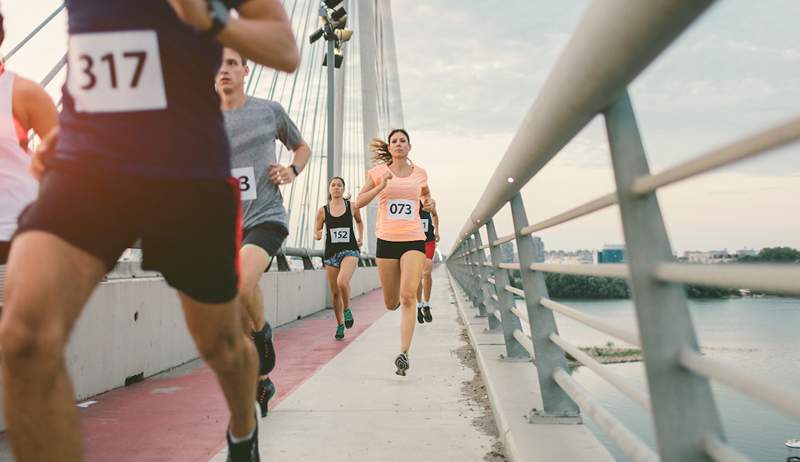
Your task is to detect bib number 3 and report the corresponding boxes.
[68,31,167,113]
[232,166,257,201]
[387,199,415,221]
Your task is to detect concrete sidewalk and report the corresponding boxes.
[212,266,504,461]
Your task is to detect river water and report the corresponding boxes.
[515,297,800,461]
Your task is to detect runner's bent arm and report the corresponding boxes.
[355,171,390,209]
[19,78,59,180]
[353,206,364,247]
[314,207,324,241]
[420,186,433,211]
[16,77,58,140]
[168,0,299,72]
[431,203,440,242]
[268,142,310,185]
[269,103,310,185]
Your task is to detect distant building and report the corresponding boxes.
[736,248,757,259]
[499,242,516,263]
[596,244,625,264]
[532,237,545,263]
[684,249,735,264]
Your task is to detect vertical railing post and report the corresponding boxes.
[509,194,579,420]
[473,231,500,329]
[464,236,488,317]
[462,238,476,304]
[486,220,529,359]
[605,91,723,461]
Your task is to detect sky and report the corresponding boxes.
[390,0,800,254]
[3,1,798,255]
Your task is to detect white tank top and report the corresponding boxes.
[0,70,38,241]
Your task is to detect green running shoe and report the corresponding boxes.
[335,323,345,340]
[343,308,354,328]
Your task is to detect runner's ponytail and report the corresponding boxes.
[370,129,410,165]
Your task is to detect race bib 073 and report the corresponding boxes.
[330,227,351,243]
[387,199,415,221]
[232,166,257,201]
[421,218,430,232]
[67,31,167,113]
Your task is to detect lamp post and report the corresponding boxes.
[309,0,353,181]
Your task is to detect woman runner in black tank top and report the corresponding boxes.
[315,177,363,340]
[416,200,439,324]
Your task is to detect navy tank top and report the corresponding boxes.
[419,201,435,242]
[324,200,359,258]
[55,0,246,178]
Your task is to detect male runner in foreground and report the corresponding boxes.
[0,1,297,461]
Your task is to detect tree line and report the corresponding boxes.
[506,246,797,300]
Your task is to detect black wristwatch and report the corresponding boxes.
[289,164,300,177]
[203,0,230,37]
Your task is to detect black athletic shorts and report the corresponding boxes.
[376,238,425,260]
[16,168,242,304]
[242,222,288,256]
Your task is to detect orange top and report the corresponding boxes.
[368,163,428,242]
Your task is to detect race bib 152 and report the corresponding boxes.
[68,31,167,113]
[387,199,415,221]
[232,166,257,201]
[330,227,351,243]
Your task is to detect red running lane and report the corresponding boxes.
[29,289,385,462]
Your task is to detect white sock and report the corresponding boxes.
[229,427,255,444]
[416,302,423,309]
[423,301,430,308]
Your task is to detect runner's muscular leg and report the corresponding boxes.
[398,251,425,352]
[0,231,107,462]
[377,258,401,310]
[325,265,343,324]
[239,244,270,331]
[422,258,434,302]
[336,256,358,310]
[178,292,257,438]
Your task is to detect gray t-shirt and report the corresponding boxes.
[223,97,304,230]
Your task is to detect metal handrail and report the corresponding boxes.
[504,285,525,298]
[550,333,650,410]
[445,1,798,459]
[552,369,658,462]
[654,263,800,296]
[678,349,800,419]
[540,298,641,347]
[519,193,618,236]
[703,435,750,462]
[632,116,800,196]
[529,263,629,279]
[513,329,534,357]
[510,306,529,324]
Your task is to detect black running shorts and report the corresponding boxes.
[16,168,242,304]
[242,222,288,256]
[376,238,425,260]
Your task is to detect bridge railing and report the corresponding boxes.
[446,1,800,461]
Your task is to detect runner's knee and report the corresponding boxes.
[195,330,252,370]
[399,291,416,307]
[0,315,65,369]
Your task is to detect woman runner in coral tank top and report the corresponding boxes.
[356,129,434,376]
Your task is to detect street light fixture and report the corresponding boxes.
[307,1,354,181]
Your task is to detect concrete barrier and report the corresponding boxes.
[0,267,381,431]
